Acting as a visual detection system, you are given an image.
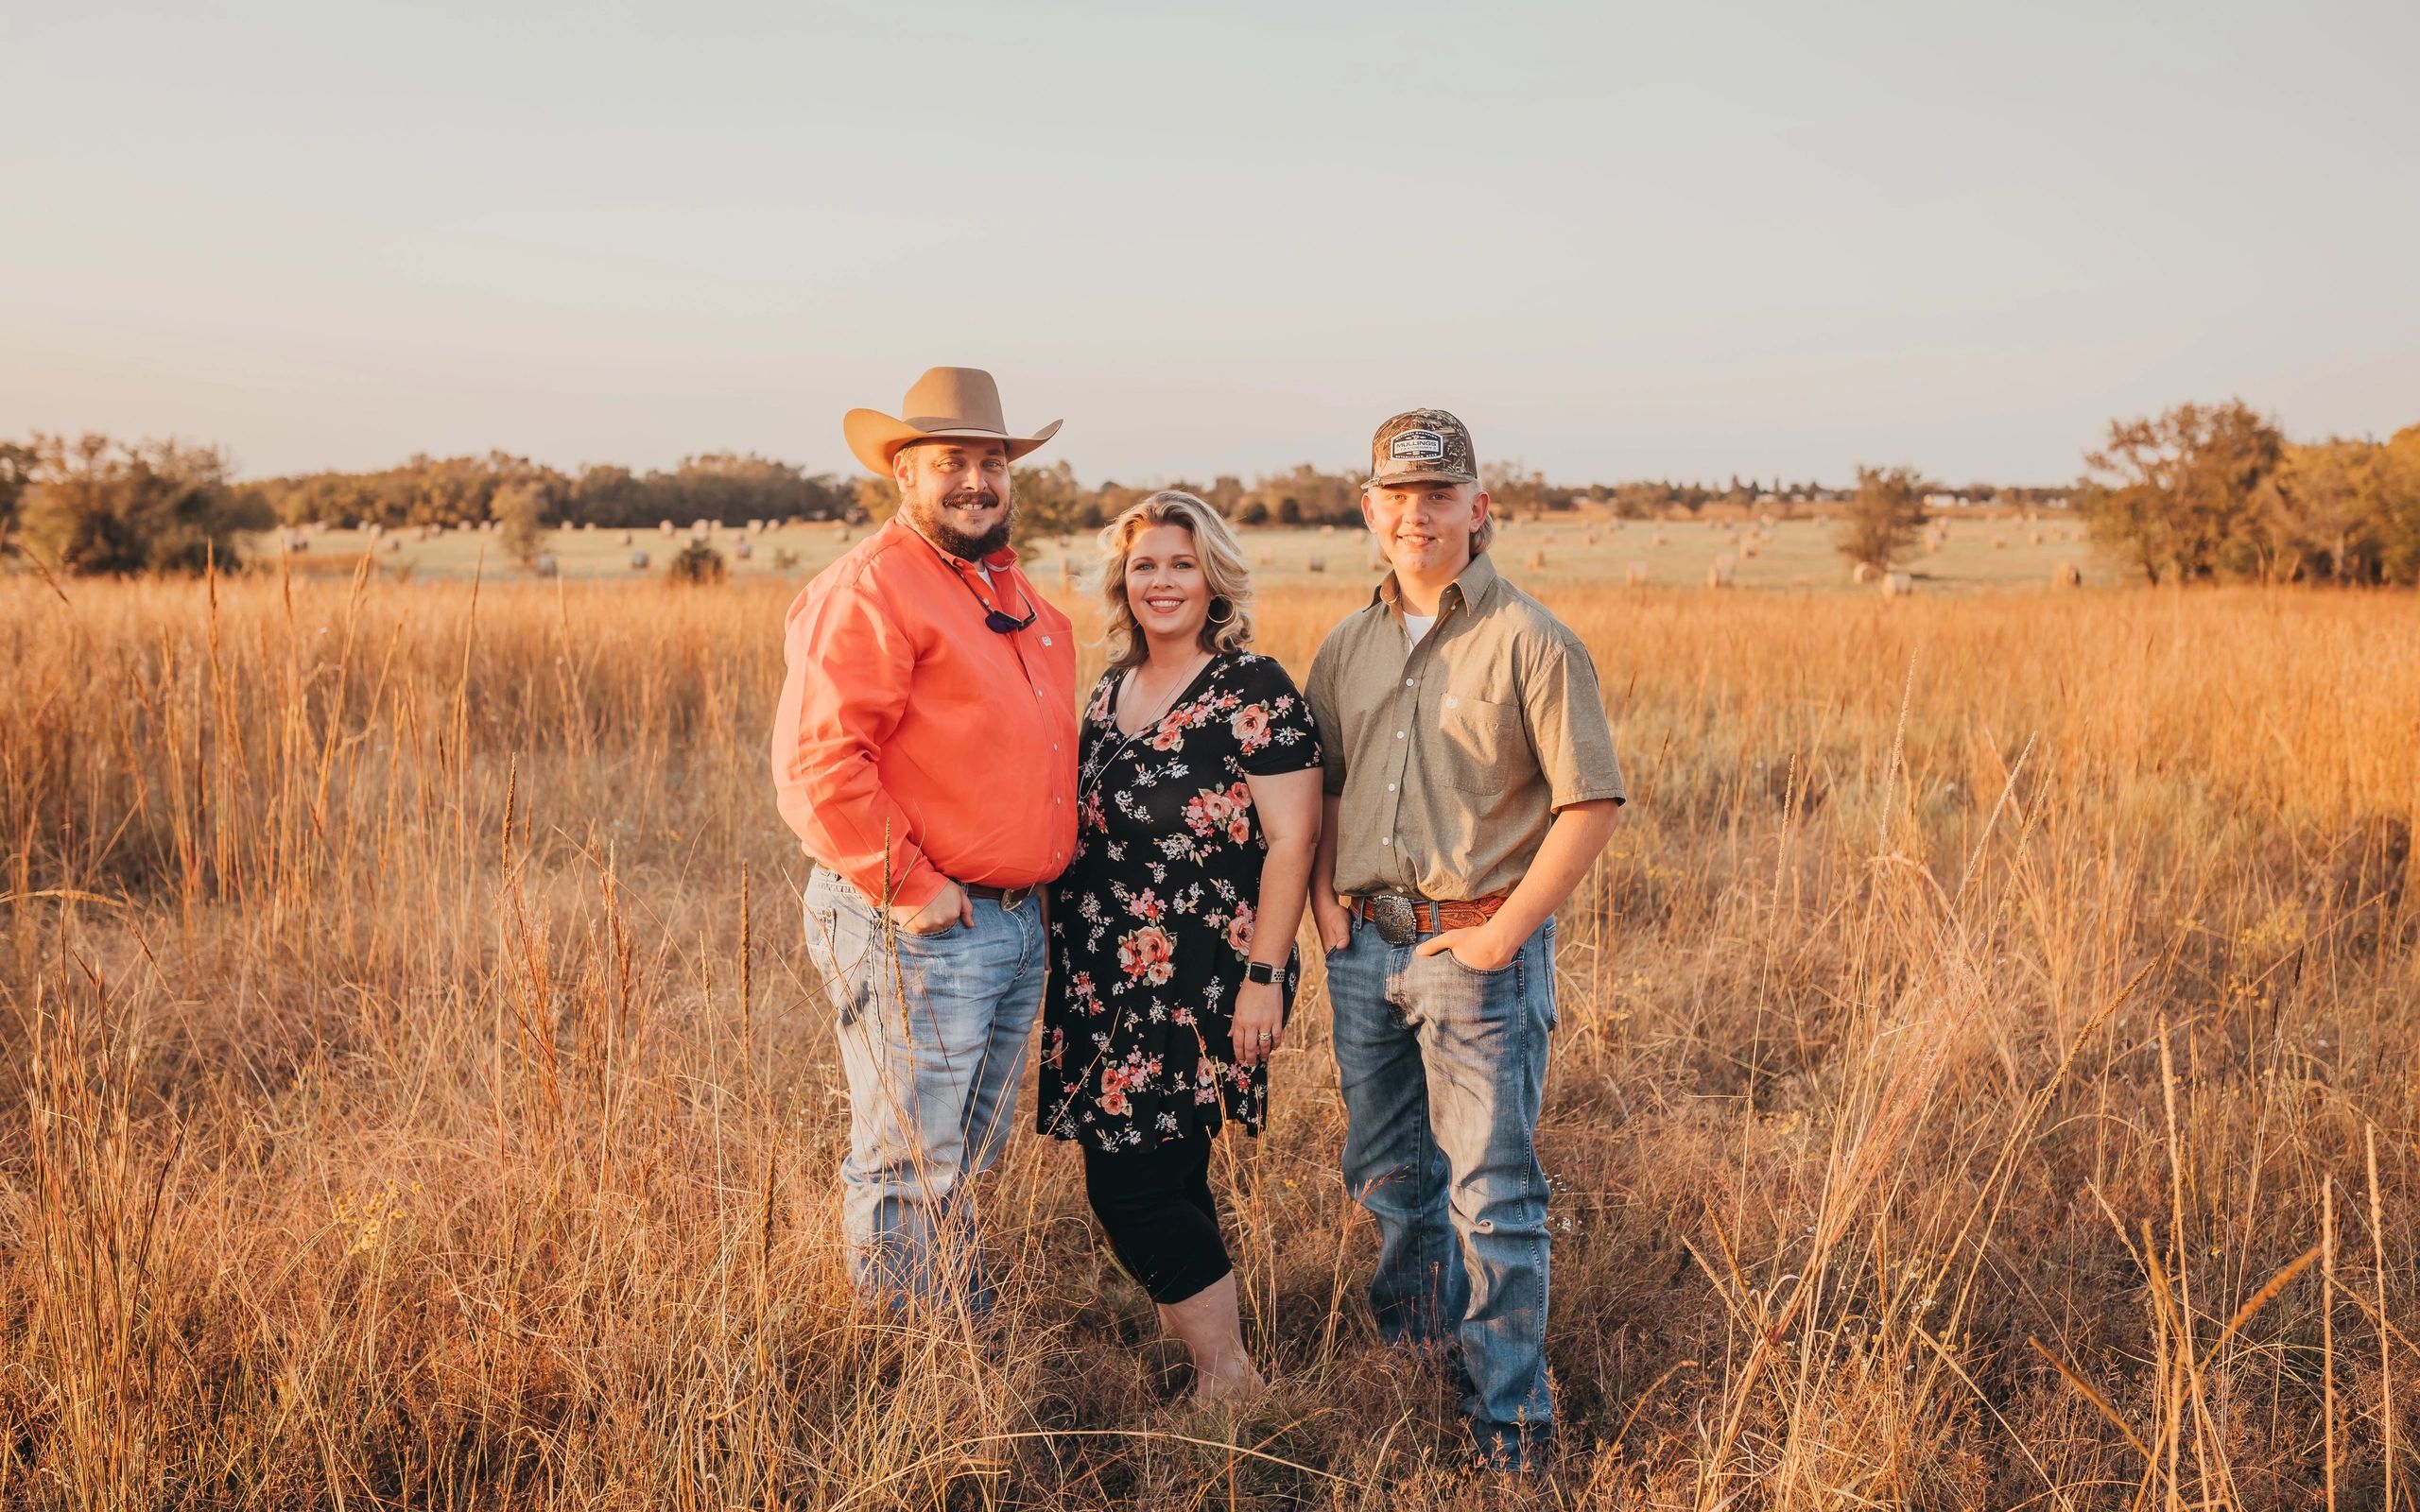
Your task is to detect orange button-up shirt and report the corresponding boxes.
[771,517,1080,911]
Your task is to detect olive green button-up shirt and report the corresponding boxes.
[1305,553,1626,902]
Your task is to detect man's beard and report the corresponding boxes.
[910,488,1014,561]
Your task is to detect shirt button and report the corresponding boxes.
[1396,730,1407,739]
[1381,837,1391,846]
[1387,783,1395,792]
[1405,679,1414,687]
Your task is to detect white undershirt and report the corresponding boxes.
[1403,611,1437,646]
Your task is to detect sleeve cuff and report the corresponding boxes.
[1550,788,1628,811]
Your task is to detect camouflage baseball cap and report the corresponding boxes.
[1368,408,1479,490]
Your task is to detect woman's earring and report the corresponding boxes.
[1205,596,1234,626]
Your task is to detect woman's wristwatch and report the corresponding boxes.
[1244,960,1279,986]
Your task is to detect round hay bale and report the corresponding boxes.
[1319,524,1337,537]
[1707,558,1736,589]
[1881,572,1913,597]
[659,521,675,535]
[1526,550,1547,570]
[1624,561,1649,585]
[1852,561,1878,584]
[1306,554,1327,574]
[618,530,633,545]
[2054,560,2083,588]
[533,554,558,578]
[629,550,651,570]
[735,539,753,560]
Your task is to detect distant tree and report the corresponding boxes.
[0,439,33,541]
[1610,481,1667,520]
[667,539,727,584]
[1233,498,1269,526]
[1009,459,1085,544]
[569,464,644,526]
[2081,400,2285,584]
[2381,425,2420,585]
[16,433,267,575]
[853,474,900,525]
[1836,465,1928,571]
[492,481,547,566]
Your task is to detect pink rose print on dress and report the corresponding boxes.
[1232,703,1271,753]
[1150,715,1186,751]
[1225,902,1256,956]
[1117,925,1176,986]
[1126,887,1165,921]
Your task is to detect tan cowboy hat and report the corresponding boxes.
[843,367,1063,474]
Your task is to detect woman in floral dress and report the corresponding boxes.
[1039,490,1322,1401]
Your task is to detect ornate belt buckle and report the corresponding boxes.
[1368,894,1419,948]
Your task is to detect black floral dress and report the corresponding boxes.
[1038,651,1322,1152]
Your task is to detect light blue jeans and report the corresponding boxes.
[1327,912,1558,1466]
[803,867,1046,1307]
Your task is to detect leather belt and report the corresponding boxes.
[1351,891,1507,946]
[961,882,1037,911]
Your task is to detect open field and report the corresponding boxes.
[268,510,2115,593]
[2,571,2413,1508]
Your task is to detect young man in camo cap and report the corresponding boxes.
[1305,408,1627,1473]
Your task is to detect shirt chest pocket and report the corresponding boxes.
[1432,693,1523,792]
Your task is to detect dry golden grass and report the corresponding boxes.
[2,565,2414,1508]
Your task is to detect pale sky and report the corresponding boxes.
[4,1,2415,487]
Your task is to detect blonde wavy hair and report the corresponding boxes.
[1096,490,1256,670]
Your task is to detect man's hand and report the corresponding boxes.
[1415,919,1516,972]
[1312,892,1354,952]
[890,880,974,936]
[1231,979,1287,1067]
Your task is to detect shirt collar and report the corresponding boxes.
[1371,551,1500,616]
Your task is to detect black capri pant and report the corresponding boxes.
[1082,1132,1230,1305]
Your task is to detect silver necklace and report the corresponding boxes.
[1117,650,1212,736]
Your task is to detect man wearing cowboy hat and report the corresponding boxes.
[771,366,1077,1305]
[1305,408,1626,1473]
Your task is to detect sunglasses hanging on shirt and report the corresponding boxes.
[952,567,1037,634]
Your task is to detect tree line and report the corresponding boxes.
[2077,402,2420,586]
[5,401,2414,583]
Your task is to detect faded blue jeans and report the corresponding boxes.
[1327,911,1558,1465]
[803,866,1046,1308]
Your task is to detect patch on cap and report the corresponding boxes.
[1368,407,1478,487]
